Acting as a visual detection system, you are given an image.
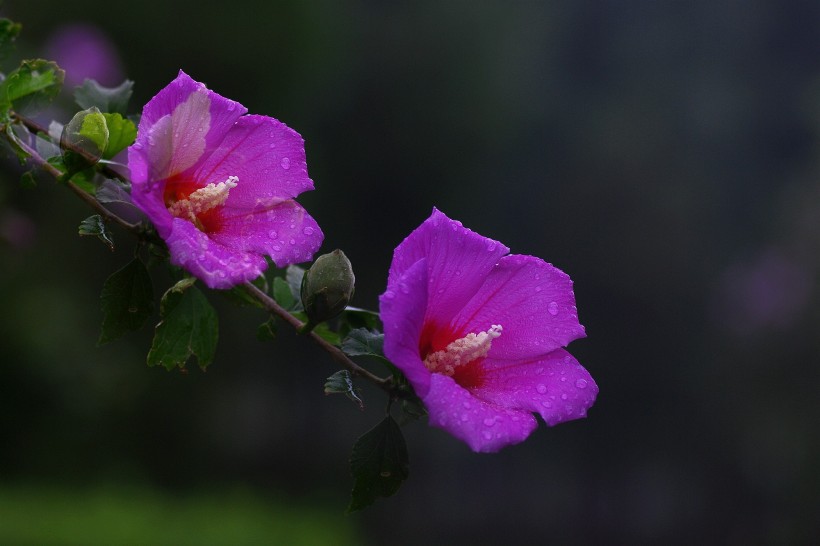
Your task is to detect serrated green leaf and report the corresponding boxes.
[272,276,295,309]
[147,281,218,371]
[324,369,364,409]
[61,107,108,174]
[95,178,133,205]
[0,19,22,62]
[101,112,136,159]
[98,258,154,344]
[348,415,409,512]
[341,328,386,359]
[0,59,64,115]
[78,214,114,250]
[74,79,133,115]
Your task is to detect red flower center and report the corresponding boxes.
[419,321,502,389]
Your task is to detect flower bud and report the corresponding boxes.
[61,106,109,174]
[301,249,355,330]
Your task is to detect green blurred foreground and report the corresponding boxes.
[0,484,358,545]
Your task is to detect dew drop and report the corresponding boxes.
[227,102,236,111]
[460,414,470,422]
[462,401,471,409]
[269,143,276,149]
[289,238,296,245]
[548,301,559,315]
[575,378,588,389]
[535,286,542,292]
[535,367,545,375]
[483,417,495,427]
[303,226,314,235]
[561,393,568,400]
[272,244,281,251]
[280,157,291,170]
[536,384,547,394]
[383,290,395,300]
[482,430,493,440]
[560,376,567,382]
[541,400,552,408]
[268,230,278,239]
[486,241,496,251]
[400,283,410,294]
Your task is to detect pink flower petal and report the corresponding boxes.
[473,349,598,427]
[191,115,314,206]
[389,208,509,328]
[380,258,433,397]
[454,254,585,360]
[165,219,267,289]
[211,200,323,266]
[424,374,537,453]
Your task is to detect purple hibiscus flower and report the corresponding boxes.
[379,209,597,452]
[128,71,323,289]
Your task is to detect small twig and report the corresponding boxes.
[10,131,142,233]
[243,281,393,391]
[13,112,129,183]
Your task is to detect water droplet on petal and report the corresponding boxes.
[227,102,236,111]
[383,290,395,300]
[289,238,296,245]
[272,244,281,251]
[462,401,471,409]
[303,226,314,235]
[561,393,568,400]
[548,301,559,315]
[268,230,278,239]
[483,430,493,440]
[486,241,496,251]
[541,400,552,408]
[575,378,588,389]
[535,286,542,292]
[536,384,547,394]
[280,157,290,170]
[483,417,495,427]
[460,414,469,422]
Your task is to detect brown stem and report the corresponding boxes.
[243,281,392,391]
[10,131,142,234]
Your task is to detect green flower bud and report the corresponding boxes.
[61,106,109,175]
[301,249,355,331]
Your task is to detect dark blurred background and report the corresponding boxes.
[2,1,819,544]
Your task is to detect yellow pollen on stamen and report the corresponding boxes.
[168,176,238,224]
[423,324,502,376]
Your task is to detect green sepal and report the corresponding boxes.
[98,258,154,345]
[74,79,134,115]
[0,18,22,63]
[78,214,114,251]
[324,369,364,410]
[347,415,409,512]
[147,279,218,371]
[0,59,64,115]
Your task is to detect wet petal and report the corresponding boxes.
[192,115,314,206]
[425,374,537,452]
[380,258,433,397]
[454,254,585,359]
[212,200,323,266]
[389,208,509,329]
[473,349,598,427]
[165,219,266,289]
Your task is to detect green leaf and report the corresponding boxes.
[78,214,114,251]
[0,59,64,115]
[256,318,277,341]
[61,107,109,174]
[101,112,136,159]
[285,264,305,310]
[98,258,154,344]
[147,280,218,371]
[341,328,386,359]
[74,79,134,115]
[272,276,295,309]
[324,369,364,410]
[0,18,22,62]
[20,170,36,187]
[95,179,133,206]
[341,306,382,331]
[348,415,409,512]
